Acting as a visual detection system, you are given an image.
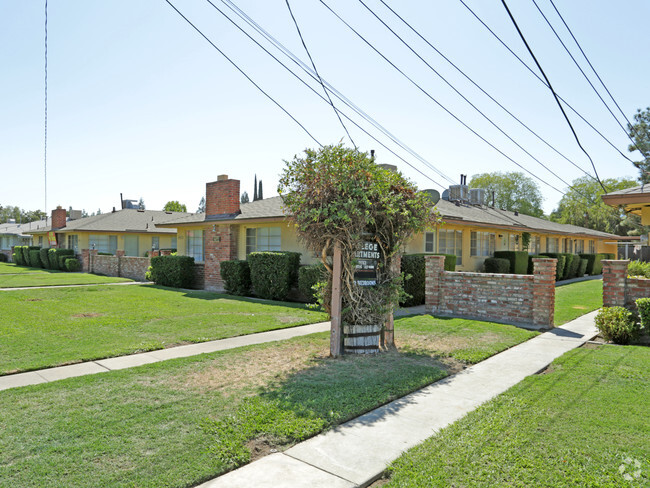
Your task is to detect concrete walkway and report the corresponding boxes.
[0,321,330,391]
[198,311,599,488]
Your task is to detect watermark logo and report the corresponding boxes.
[619,456,642,481]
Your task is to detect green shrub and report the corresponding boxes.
[13,247,25,265]
[279,251,301,285]
[65,258,80,272]
[47,248,59,270]
[578,258,588,277]
[484,257,510,274]
[0,253,7,263]
[493,251,529,274]
[526,255,544,274]
[579,253,596,275]
[23,246,40,266]
[591,253,611,275]
[566,254,581,279]
[220,260,251,296]
[28,250,42,268]
[627,260,650,278]
[298,263,326,303]
[541,253,566,281]
[594,306,640,344]
[145,265,153,281]
[39,248,51,269]
[636,298,650,332]
[57,250,76,271]
[248,252,293,300]
[432,253,457,271]
[97,252,114,256]
[149,255,196,288]
[400,255,426,307]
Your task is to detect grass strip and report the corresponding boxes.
[384,344,650,487]
[554,279,602,325]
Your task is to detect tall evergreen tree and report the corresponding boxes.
[253,175,258,201]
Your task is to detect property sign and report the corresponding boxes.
[354,241,380,286]
[47,231,57,246]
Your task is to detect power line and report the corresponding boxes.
[163,0,322,147]
[212,0,455,186]
[44,0,48,216]
[376,0,595,183]
[500,0,607,192]
[358,0,584,196]
[206,0,449,189]
[546,0,650,161]
[457,0,635,164]
[284,0,356,147]
[319,0,566,195]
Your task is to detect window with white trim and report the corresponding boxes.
[588,240,595,254]
[546,237,559,253]
[575,239,584,254]
[470,231,495,257]
[67,235,79,253]
[439,229,463,265]
[246,227,281,255]
[424,231,436,253]
[186,230,204,262]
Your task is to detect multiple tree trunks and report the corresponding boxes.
[343,324,381,354]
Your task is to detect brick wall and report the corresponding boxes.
[51,206,67,230]
[81,248,150,281]
[425,255,556,328]
[206,175,240,217]
[602,259,650,310]
[193,263,205,290]
[120,256,150,281]
[93,255,119,276]
[203,224,237,291]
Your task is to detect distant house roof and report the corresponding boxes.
[0,219,49,237]
[24,209,192,235]
[158,195,619,239]
[601,184,650,213]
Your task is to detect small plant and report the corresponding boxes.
[298,263,326,303]
[594,306,640,344]
[627,260,650,279]
[635,298,650,332]
[65,258,81,272]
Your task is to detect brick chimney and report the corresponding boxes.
[51,206,67,230]
[205,175,240,217]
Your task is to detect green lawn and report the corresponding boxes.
[0,315,536,488]
[0,262,132,287]
[0,284,327,375]
[555,279,603,325]
[383,344,650,487]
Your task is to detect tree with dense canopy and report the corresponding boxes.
[550,176,641,235]
[628,107,650,182]
[279,144,440,352]
[163,201,187,212]
[469,172,544,217]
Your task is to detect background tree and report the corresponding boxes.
[469,172,544,217]
[279,144,439,352]
[137,197,145,210]
[163,201,187,212]
[628,107,650,182]
[197,196,205,213]
[0,205,46,224]
[550,176,640,235]
[240,192,249,204]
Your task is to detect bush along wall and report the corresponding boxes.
[23,246,40,267]
[527,255,544,274]
[493,251,529,274]
[220,260,251,296]
[541,253,566,281]
[248,252,294,301]
[298,263,325,303]
[400,255,427,307]
[279,251,301,287]
[65,258,81,272]
[578,258,588,278]
[13,246,25,265]
[39,248,51,269]
[28,250,43,268]
[57,250,76,271]
[484,257,510,274]
[149,255,196,288]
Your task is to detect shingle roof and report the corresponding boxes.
[158,195,618,239]
[602,184,648,197]
[24,209,192,235]
[0,219,49,237]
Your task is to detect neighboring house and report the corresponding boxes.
[158,175,619,291]
[0,219,49,261]
[602,184,650,224]
[26,206,191,257]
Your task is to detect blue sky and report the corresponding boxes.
[1,0,647,215]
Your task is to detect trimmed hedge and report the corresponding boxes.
[578,258,588,278]
[579,253,614,275]
[527,254,544,274]
[493,251,529,274]
[13,246,25,265]
[39,248,51,269]
[149,255,196,288]
[23,246,40,267]
[56,250,76,271]
[298,263,326,303]
[279,251,301,285]
[541,253,566,281]
[400,255,427,307]
[65,258,80,272]
[28,250,42,268]
[566,254,581,279]
[484,257,510,274]
[636,297,650,332]
[248,252,293,301]
[220,260,251,296]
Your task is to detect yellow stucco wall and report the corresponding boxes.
[34,231,177,257]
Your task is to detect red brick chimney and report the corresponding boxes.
[51,206,67,230]
[205,175,240,217]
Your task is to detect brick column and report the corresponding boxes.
[425,255,445,314]
[81,249,90,272]
[532,258,556,327]
[115,250,125,277]
[602,260,629,308]
[204,224,238,291]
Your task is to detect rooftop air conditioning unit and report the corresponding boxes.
[449,184,468,202]
[70,210,82,220]
[469,188,486,206]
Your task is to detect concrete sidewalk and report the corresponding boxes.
[198,311,599,488]
[0,321,330,391]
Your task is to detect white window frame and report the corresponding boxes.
[470,231,495,257]
[186,230,204,262]
[246,227,281,255]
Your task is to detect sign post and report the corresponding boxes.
[330,242,343,357]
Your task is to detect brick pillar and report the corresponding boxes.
[532,258,556,328]
[89,249,98,273]
[81,249,90,272]
[116,250,125,277]
[425,255,445,314]
[602,260,629,308]
[204,224,238,291]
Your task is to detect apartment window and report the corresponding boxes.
[424,231,436,253]
[509,234,520,251]
[588,240,595,254]
[546,237,559,253]
[528,235,540,254]
[89,234,117,254]
[439,229,463,265]
[171,237,177,249]
[563,238,573,254]
[575,239,584,254]
[67,235,79,253]
[246,227,281,255]
[151,236,160,250]
[470,231,495,257]
[186,230,204,262]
